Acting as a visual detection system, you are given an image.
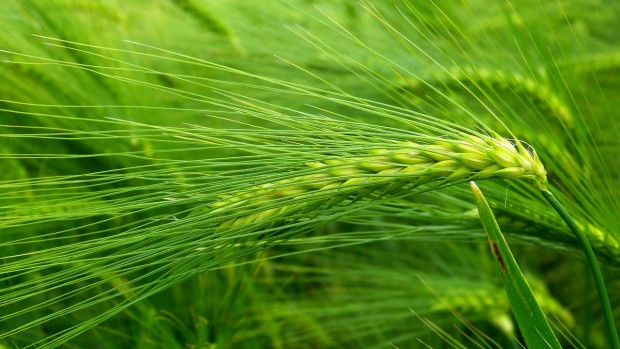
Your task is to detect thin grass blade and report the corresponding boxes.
[471,181,561,349]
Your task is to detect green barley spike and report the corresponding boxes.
[212,133,547,229]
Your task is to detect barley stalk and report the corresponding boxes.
[212,134,547,229]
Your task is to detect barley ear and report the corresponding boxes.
[212,134,548,230]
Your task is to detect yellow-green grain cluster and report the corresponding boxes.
[212,134,547,229]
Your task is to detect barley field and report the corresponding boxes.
[0,1,619,348]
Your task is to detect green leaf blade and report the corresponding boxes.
[470,181,562,349]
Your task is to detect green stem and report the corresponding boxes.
[541,190,619,348]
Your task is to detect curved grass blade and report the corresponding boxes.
[470,182,561,349]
